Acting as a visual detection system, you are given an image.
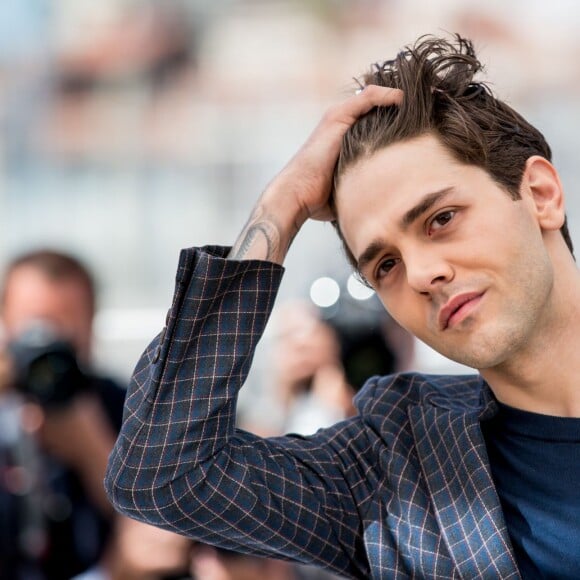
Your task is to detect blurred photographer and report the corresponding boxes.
[0,250,191,580]
[272,301,355,436]
[271,297,413,437]
[0,249,124,579]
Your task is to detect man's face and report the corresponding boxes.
[335,134,555,370]
[1,266,93,361]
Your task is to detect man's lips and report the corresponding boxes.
[438,292,484,330]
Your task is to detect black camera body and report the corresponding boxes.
[7,323,89,409]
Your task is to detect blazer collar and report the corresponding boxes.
[408,402,521,579]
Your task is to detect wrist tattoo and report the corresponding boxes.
[229,205,284,261]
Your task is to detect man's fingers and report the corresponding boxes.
[351,85,404,115]
[324,86,404,126]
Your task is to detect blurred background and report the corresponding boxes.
[1,0,580,390]
[1,2,580,578]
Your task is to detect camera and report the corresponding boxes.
[335,324,397,392]
[7,322,89,409]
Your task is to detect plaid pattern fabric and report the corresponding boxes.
[105,246,521,579]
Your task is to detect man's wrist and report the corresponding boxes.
[228,191,306,264]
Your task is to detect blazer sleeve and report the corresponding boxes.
[104,246,375,579]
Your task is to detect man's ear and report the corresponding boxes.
[521,156,565,231]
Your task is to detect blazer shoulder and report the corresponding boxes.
[354,371,484,419]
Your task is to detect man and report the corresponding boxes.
[0,250,191,579]
[105,35,580,579]
[0,250,126,578]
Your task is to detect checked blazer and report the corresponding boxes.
[105,246,521,579]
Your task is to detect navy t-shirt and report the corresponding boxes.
[482,402,580,579]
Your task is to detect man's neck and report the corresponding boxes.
[480,260,580,418]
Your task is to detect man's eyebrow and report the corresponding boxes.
[357,239,386,274]
[356,187,454,273]
[399,187,454,230]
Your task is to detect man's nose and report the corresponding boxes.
[404,249,454,294]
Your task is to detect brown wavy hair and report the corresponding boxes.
[331,34,574,271]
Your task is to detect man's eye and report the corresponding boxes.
[377,257,398,278]
[429,210,455,233]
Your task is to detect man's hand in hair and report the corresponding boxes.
[229,86,403,265]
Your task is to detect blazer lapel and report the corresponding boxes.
[408,405,521,579]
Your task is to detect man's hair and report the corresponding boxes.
[1,249,97,317]
[331,34,574,273]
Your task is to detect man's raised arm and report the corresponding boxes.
[104,87,401,577]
